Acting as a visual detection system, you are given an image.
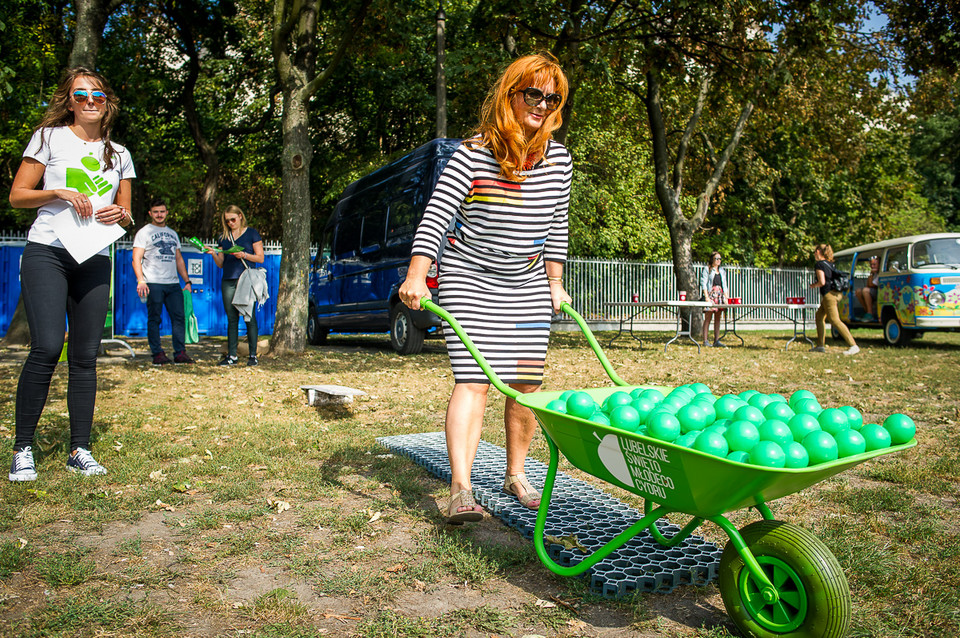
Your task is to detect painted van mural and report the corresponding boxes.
[833,233,960,346]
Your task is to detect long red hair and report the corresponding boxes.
[469,53,568,182]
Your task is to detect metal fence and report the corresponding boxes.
[563,258,813,327]
[0,232,814,336]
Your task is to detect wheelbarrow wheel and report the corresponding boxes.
[718,520,850,638]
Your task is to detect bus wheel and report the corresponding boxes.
[883,316,913,346]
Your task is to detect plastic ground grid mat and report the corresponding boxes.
[376,432,723,599]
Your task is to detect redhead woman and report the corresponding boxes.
[399,53,572,523]
[8,67,135,481]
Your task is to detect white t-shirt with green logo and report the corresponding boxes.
[23,126,136,254]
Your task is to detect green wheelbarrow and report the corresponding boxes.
[421,298,916,638]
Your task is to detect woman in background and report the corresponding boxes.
[8,67,135,481]
[207,205,264,366]
[700,251,730,347]
[810,243,859,356]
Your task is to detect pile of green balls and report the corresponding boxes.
[545,385,916,469]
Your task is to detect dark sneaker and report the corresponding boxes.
[9,447,37,482]
[218,355,238,366]
[153,352,172,365]
[174,351,195,364]
[247,355,258,367]
[66,448,107,476]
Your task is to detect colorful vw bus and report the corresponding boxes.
[833,233,960,345]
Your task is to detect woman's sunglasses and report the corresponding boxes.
[72,90,107,105]
[517,87,562,111]
[225,217,240,224]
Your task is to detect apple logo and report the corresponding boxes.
[595,432,632,486]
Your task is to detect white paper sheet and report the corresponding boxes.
[48,195,125,263]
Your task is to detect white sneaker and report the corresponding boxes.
[66,448,108,476]
[9,446,38,482]
[843,345,860,356]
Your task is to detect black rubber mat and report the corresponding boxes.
[376,432,723,598]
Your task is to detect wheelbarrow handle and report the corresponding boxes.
[558,302,629,387]
[419,298,520,400]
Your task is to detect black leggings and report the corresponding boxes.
[15,242,110,451]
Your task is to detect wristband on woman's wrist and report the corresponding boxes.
[547,276,563,285]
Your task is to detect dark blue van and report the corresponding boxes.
[307,138,461,354]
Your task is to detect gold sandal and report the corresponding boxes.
[447,489,483,524]
[503,473,541,509]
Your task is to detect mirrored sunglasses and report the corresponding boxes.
[72,90,107,105]
[517,87,562,111]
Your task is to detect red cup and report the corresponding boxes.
[632,293,639,303]
[679,291,687,301]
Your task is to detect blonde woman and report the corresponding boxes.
[207,205,264,365]
[399,53,572,523]
[809,243,859,355]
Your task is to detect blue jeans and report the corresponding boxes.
[146,282,185,355]
[15,242,110,451]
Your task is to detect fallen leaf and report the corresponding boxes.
[385,563,406,573]
[171,483,192,493]
[367,511,382,524]
[154,499,175,511]
[204,449,213,459]
[535,599,556,608]
[149,470,166,482]
[267,499,291,514]
[113,441,123,451]
[17,538,27,549]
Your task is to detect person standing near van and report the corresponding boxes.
[855,255,880,321]
[399,53,572,523]
[132,199,194,365]
[205,205,264,366]
[810,243,859,355]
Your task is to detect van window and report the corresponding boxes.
[360,212,386,255]
[884,245,909,273]
[386,199,417,245]
[334,215,362,259]
[853,254,873,282]
[912,237,960,267]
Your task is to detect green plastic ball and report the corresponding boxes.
[763,401,795,423]
[789,389,817,408]
[704,423,729,437]
[714,395,745,420]
[566,391,598,419]
[603,391,634,414]
[610,405,642,432]
[725,420,760,453]
[630,397,656,423]
[783,441,810,468]
[590,411,611,426]
[646,412,681,442]
[759,419,794,448]
[794,398,823,415]
[788,413,821,442]
[692,393,718,406]
[690,382,712,395]
[883,413,916,444]
[839,405,864,430]
[712,418,731,429]
[639,388,665,405]
[726,450,751,464]
[545,399,567,413]
[749,441,786,468]
[748,393,774,410]
[859,423,892,451]
[767,393,788,404]
[802,431,839,465]
[693,430,729,457]
[834,428,867,457]
[677,404,708,433]
[674,432,699,448]
[739,390,760,402]
[733,405,766,426]
[818,408,850,435]
[559,390,575,401]
[694,401,717,426]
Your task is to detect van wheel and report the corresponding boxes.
[883,316,912,346]
[830,325,841,341]
[307,312,328,345]
[390,303,425,355]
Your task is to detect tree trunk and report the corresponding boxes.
[271,88,312,353]
[1,297,30,347]
[69,0,125,68]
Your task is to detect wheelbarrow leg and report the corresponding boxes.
[533,429,674,577]
[710,515,780,605]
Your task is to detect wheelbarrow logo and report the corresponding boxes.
[595,431,675,499]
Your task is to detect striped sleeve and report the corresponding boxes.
[411,142,473,260]
[543,143,572,263]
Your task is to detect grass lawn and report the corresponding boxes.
[0,327,958,637]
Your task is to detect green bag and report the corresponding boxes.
[183,289,199,344]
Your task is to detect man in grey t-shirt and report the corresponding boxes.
[132,200,193,364]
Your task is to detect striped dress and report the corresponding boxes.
[411,139,572,384]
